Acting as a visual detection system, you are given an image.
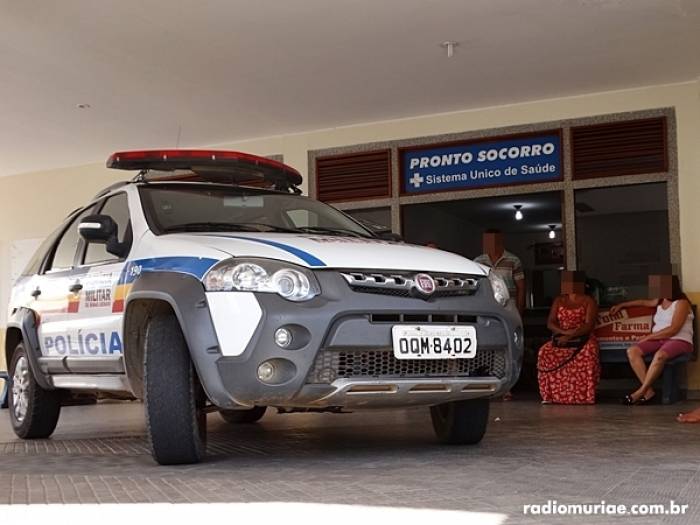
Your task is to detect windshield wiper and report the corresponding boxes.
[162,222,371,238]
[162,222,300,234]
[235,222,300,233]
[294,226,373,238]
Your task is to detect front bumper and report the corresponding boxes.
[202,271,523,409]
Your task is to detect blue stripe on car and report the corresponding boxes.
[217,236,326,267]
[120,257,219,284]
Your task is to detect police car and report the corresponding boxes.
[5,150,522,465]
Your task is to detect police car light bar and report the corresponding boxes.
[106,149,303,188]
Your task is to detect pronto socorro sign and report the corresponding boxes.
[402,133,562,193]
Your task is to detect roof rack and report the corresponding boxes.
[106,149,303,193]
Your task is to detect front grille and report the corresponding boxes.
[307,347,506,384]
[341,271,480,298]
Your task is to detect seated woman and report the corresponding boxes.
[610,274,694,405]
[538,271,600,405]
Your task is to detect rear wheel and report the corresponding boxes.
[144,314,207,465]
[430,398,490,445]
[219,406,267,424]
[9,343,62,439]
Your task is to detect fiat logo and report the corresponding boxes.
[414,273,436,295]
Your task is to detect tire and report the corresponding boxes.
[8,343,61,439]
[144,313,207,465]
[219,406,267,424]
[430,398,490,445]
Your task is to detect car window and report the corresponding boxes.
[20,225,67,276]
[45,207,96,272]
[284,209,319,228]
[84,193,132,265]
[139,185,373,237]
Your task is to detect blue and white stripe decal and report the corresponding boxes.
[119,256,219,284]
[212,236,326,267]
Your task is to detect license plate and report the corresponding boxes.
[391,325,477,360]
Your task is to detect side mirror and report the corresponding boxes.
[79,215,129,258]
[78,215,117,243]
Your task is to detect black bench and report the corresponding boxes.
[599,343,693,404]
[0,371,8,409]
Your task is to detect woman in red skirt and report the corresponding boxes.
[538,271,600,405]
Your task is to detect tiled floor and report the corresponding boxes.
[1,399,699,524]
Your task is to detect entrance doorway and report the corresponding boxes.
[401,191,564,310]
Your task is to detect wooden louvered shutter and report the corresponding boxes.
[571,117,667,180]
[315,150,391,202]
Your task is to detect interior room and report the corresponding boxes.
[402,191,564,307]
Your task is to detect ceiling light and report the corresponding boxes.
[513,205,523,221]
[440,41,458,58]
[76,103,91,109]
[548,225,556,239]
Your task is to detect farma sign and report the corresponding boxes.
[402,132,562,194]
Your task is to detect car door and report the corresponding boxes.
[10,225,64,315]
[35,206,97,358]
[72,192,133,363]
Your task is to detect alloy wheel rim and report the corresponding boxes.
[12,356,30,423]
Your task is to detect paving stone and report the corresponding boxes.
[0,399,698,523]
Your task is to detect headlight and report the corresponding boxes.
[488,271,510,307]
[203,258,320,302]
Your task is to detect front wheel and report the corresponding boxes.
[219,406,267,424]
[144,314,207,465]
[9,343,62,439]
[430,398,490,445]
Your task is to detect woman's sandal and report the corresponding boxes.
[637,394,656,405]
[623,393,655,405]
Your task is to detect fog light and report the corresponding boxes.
[257,361,276,382]
[274,327,292,348]
[514,328,523,346]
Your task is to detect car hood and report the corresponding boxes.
[172,232,487,275]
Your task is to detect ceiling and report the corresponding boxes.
[1,0,699,177]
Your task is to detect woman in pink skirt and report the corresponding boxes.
[611,274,694,405]
[538,271,600,405]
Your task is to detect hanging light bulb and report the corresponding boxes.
[514,205,523,221]
[548,225,556,239]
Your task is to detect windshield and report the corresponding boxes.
[139,184,374,238]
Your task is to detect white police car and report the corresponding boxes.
[5,150,522,464]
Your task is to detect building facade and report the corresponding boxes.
[1,80,699,394]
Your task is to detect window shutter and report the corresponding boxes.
[571,117,667,180]
[315,150,391,202]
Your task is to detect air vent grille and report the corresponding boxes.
[306,347,506,384]
[316,150,391,202]
[571,117,667,180]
